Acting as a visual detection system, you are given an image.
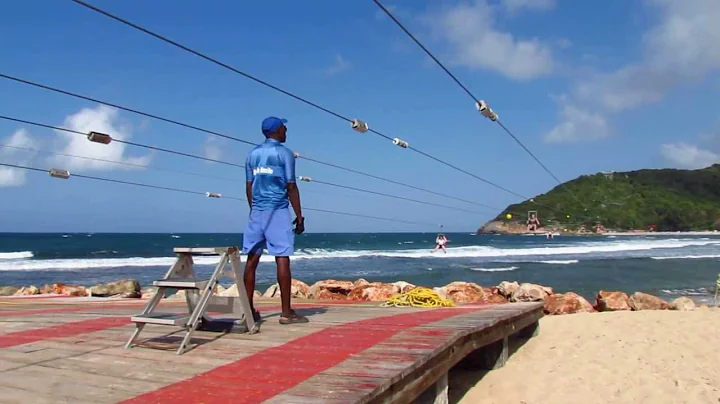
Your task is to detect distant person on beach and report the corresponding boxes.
[433,234,449,253]
[527,213,541,232]
[242,116,308,325]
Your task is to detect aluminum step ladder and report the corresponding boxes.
[124,246,258,355]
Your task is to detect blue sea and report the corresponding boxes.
[1,232,719,303]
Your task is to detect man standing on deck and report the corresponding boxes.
[242,116,308,325]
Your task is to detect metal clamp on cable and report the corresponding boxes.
[351,119,369,133]
[49,168,70,179]
[392,138,409,148]
[476,100,498,121]
[87,131,112,144]
[205,192,222,198]
[298,176,312,182]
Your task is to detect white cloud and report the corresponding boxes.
[324,54,351,76]
[545,104,610,143]
[660,142,719,169]
[428,0,555,80]
[50,105,151,171]
[203,135,223,161]
[502,0,556,13]
[546,0,720,143]
[0,129,38,187]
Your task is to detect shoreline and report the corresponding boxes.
[2,278,716,314]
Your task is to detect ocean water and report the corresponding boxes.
[1,232,719,303]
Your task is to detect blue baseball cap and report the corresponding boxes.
[261,117,287,136]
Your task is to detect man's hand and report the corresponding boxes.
[293,216,305,235]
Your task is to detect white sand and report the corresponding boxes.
[451,308,720,404]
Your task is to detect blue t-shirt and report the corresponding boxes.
[245,138,296,211]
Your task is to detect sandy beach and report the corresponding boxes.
[451,308,720,404]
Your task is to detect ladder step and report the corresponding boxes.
[153,278,209,289]
[131,313,190,326]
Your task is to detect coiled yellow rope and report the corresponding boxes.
[382,287,455,308]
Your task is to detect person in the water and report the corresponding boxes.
[432,234,449,253]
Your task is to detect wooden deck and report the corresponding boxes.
[0,295,542,404]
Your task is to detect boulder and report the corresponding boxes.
[510,283,552,302]
[440,282,486,304]
[263,284,279,298]
[392,281,416,294]
[433,287,449,300]
[484,294,509,304]
[213,284,226,296]
[52,283,88,297]
[140,287,156,299]
[89,279,141,298]
[629,292,669,311]
[14,286,40,296]
[263,279,310,299]
[596,290,631,311]
[670,297,696,311]
[308,280,354,298]
[348,282,396,301]
[354,279,370,288]
[0,286,19,296]
[314,289,348,300]
[219,284,240,297]
[39,284,54,294]
[544,292,595,315]
[497,281,519,298]
[168,290,186,299]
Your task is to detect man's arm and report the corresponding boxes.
[283,148,303,224]
[287,182,302,220]
[245,181,253,210]
[245,154,254,210]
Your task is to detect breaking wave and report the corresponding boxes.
[1,238,718,271]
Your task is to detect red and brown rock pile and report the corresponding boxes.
[544,292,595,315]
[596,290,631,311]
[628,292,670,311]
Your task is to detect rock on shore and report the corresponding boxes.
[0,277,701,316]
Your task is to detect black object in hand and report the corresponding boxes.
[293,217,305,235]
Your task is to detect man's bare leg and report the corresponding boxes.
[276,256,292,316]
[244,253,261,314]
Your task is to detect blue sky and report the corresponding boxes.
[1,0,719,233]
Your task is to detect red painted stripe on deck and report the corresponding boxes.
[0,316,131,348]
[0,304,296,348]
[122,307,483,404]
[0,304,140,318]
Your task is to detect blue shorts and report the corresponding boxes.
[242,208,294,256]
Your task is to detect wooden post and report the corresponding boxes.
[483,336,508,370]
[455,336,509,371]
[517,320,539,339]
[416,372,449,404]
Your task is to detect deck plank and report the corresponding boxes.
[0,296,543,404]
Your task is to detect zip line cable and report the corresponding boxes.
[70,0,353,124]
[306,178,489,214]
[0,73,257,147]
[0,115,572,223]
[1,139,491,215]
[0,144,239,182]
[69,0,549,203]
[0,115,245,169]
[372,0,593,213]
[0,73,493,210]
[0,162,436,226]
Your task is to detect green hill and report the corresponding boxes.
[488,164,720,232]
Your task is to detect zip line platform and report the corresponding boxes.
[0,294,542,403]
